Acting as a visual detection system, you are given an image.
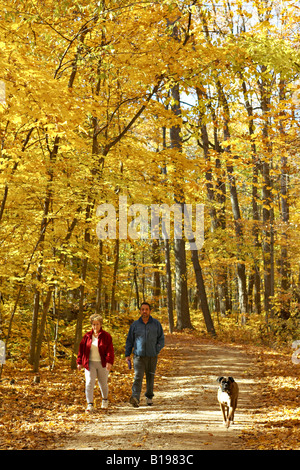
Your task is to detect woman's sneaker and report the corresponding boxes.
[101,399,108,409]
[86,403,94,413]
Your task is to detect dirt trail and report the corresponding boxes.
[60,333,258,451]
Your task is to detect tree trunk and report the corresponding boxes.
[277,78,290,320]
[71,201,92,370]
[258,70,274,320]
[170,81,191,329]
[71,256,88,370]
[151,239,161,311]
[174,237,191,329]
[51,289,60,371]
[111,238,119,314]
[196,86,230,316]
[226,160,248,320]
[95,240,103,314]
[161,123,174,333]
[33,289,53,373]
[217,82,248,321]
[132,250,140,308]
[190,248,216,335]
[164,237,174,333]
[29,280,41,365]
[241,78,262,315]
[29,135,59,364]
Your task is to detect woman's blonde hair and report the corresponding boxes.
[90,313,103,325]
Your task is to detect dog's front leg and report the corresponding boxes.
[232,397,238,424]
[228,397,238,426]
[226,405,235,428]
[230,406,235,424]
[220,403,227,425]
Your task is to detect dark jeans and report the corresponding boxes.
[132,355,158,400]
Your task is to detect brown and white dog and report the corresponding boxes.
[217,376,239,428]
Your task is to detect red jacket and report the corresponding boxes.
[77,329,114,370]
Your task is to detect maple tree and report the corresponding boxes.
[0,0,300,450]
[186,0,300,327]
[0,0,299,379]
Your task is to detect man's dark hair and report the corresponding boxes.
[140,301,151,310]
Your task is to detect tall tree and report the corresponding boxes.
[169,81,192,329]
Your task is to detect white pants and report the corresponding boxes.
[85,361,109,404]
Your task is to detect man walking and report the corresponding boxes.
[125,302,165,407]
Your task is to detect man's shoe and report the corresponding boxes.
[129,396,139,408]
[146,398,153,406]
[86,403,94,413]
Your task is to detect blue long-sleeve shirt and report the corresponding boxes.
[125,316,165,357]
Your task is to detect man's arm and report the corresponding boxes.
[125,323,134,358]
[156,322,165,355]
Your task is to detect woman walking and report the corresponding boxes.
[77,314,114,412]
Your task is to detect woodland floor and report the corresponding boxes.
[1,329,300,452]
[59,333,260,451]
